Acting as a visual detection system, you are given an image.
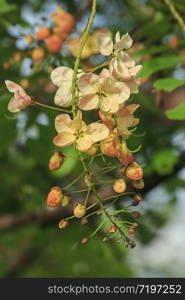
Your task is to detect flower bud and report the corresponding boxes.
[113,178,126,193]
[47,186,63,207]
[100,136,119,157]
[81,237,89,244]
[73,202,87,219]
[80,217,88,225]
[132,222,139,228]
[108,225,117,233]
[126,162,143,181]
[128,227,136,235]
[46,35,63,53]
[61,194,71,207]
[32,47,45,62]
[84,173,94,188]
[99,111,115,129]
[132,211,141,218]
[86,146,97,156]
[117,150,134,166]
[36,27,50,41]
[49,150,65,171]
[24,34,33,44]
[58,219,69,229]
[132,193,142,206]
[133,179,144,189]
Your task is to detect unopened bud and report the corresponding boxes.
[86,146,97,156]
[113,178,126,193]
[132,193,142,206]
[132,222,139,228]
[84,173,94,188]
[133,179,144,189]
[128,227,136,235]
[81,217,88,225]
[132,211,141,218]
[47,186,63,207]
[73,202,87,219]
[108,225,117,233]
[61,194,71,207]
[126,162,143,181]
[81,237,89,244]
[58,219,69,229]
[49,150,65,171]
[100,136,118,157]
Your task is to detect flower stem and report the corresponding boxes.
[71,0,97,118]
[86,59,111,73]
[32,101,71,113]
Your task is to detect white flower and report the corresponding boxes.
[53,110,109,152]
[77,69,130,113]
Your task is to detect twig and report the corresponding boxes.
[163,0,185,31]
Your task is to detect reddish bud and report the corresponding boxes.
[47,186,63,207]
[58,219,69,229]
[73,202,87,219]
[108,225,117,233]
[132,222,139,228]
[100,136,119,157]
[81,237,89,244]
[36,27,50,41]
[168,36,179,49]
[132,211,141,218]
[99,111,115,129]
[49,150,64,171]
[46,35,63,53]
[128,227,136,235]
[132,193,142,206]
[113,178,126,193]
[126,162,143,181]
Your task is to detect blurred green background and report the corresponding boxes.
[1,0,185,278]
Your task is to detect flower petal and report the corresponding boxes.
[53,132,75,147]
[130,65,142,76]
[8,96,21,113]
[114,33,133,51]
[55,114,72,133]
[54,86,72,107]
[126,78,140,94]
[101,96,120,113]
[76,134,92,152]
[77,73,99,94]
[86,123,109,143]
[78,94,99,111]
[96,33,113,56]
[51,67,73,87]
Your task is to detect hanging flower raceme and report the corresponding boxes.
[53,110,109,152]
[5,80,32,113]
[78,69,130,113]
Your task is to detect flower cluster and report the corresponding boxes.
[5,29,144,248]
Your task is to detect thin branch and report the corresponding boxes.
[163,0,185,31]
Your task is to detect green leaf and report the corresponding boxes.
[139,56,185,78]
[0,0,16,14]
[154,78,185,92]
[166,100,185,120]
[152,149,178,176]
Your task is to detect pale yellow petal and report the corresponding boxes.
[55,114,72,133]
[51,67,73,87]
[86,123,109,143]
[76,135,92,152]
[96,33,113,56]
[78,94,99,111]
[53,132,75,147]
[77,73,99,94]
[54,86,72,107]
[114,33,133,51]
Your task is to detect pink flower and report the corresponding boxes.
[53,110,109,152]
[5,80,32,113]
[116,104,140,138]
[77,70,130,113]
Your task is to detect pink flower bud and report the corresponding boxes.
[113,178,126,193]
[117,150,134,166]
[100,135,119,157]
[73,202,86,219]
[81,237,89,244]
[86,146,97,156]
[126,162,143,181]
[49,150,65,171]
[47,186,63,207]
[108,225,117,233]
